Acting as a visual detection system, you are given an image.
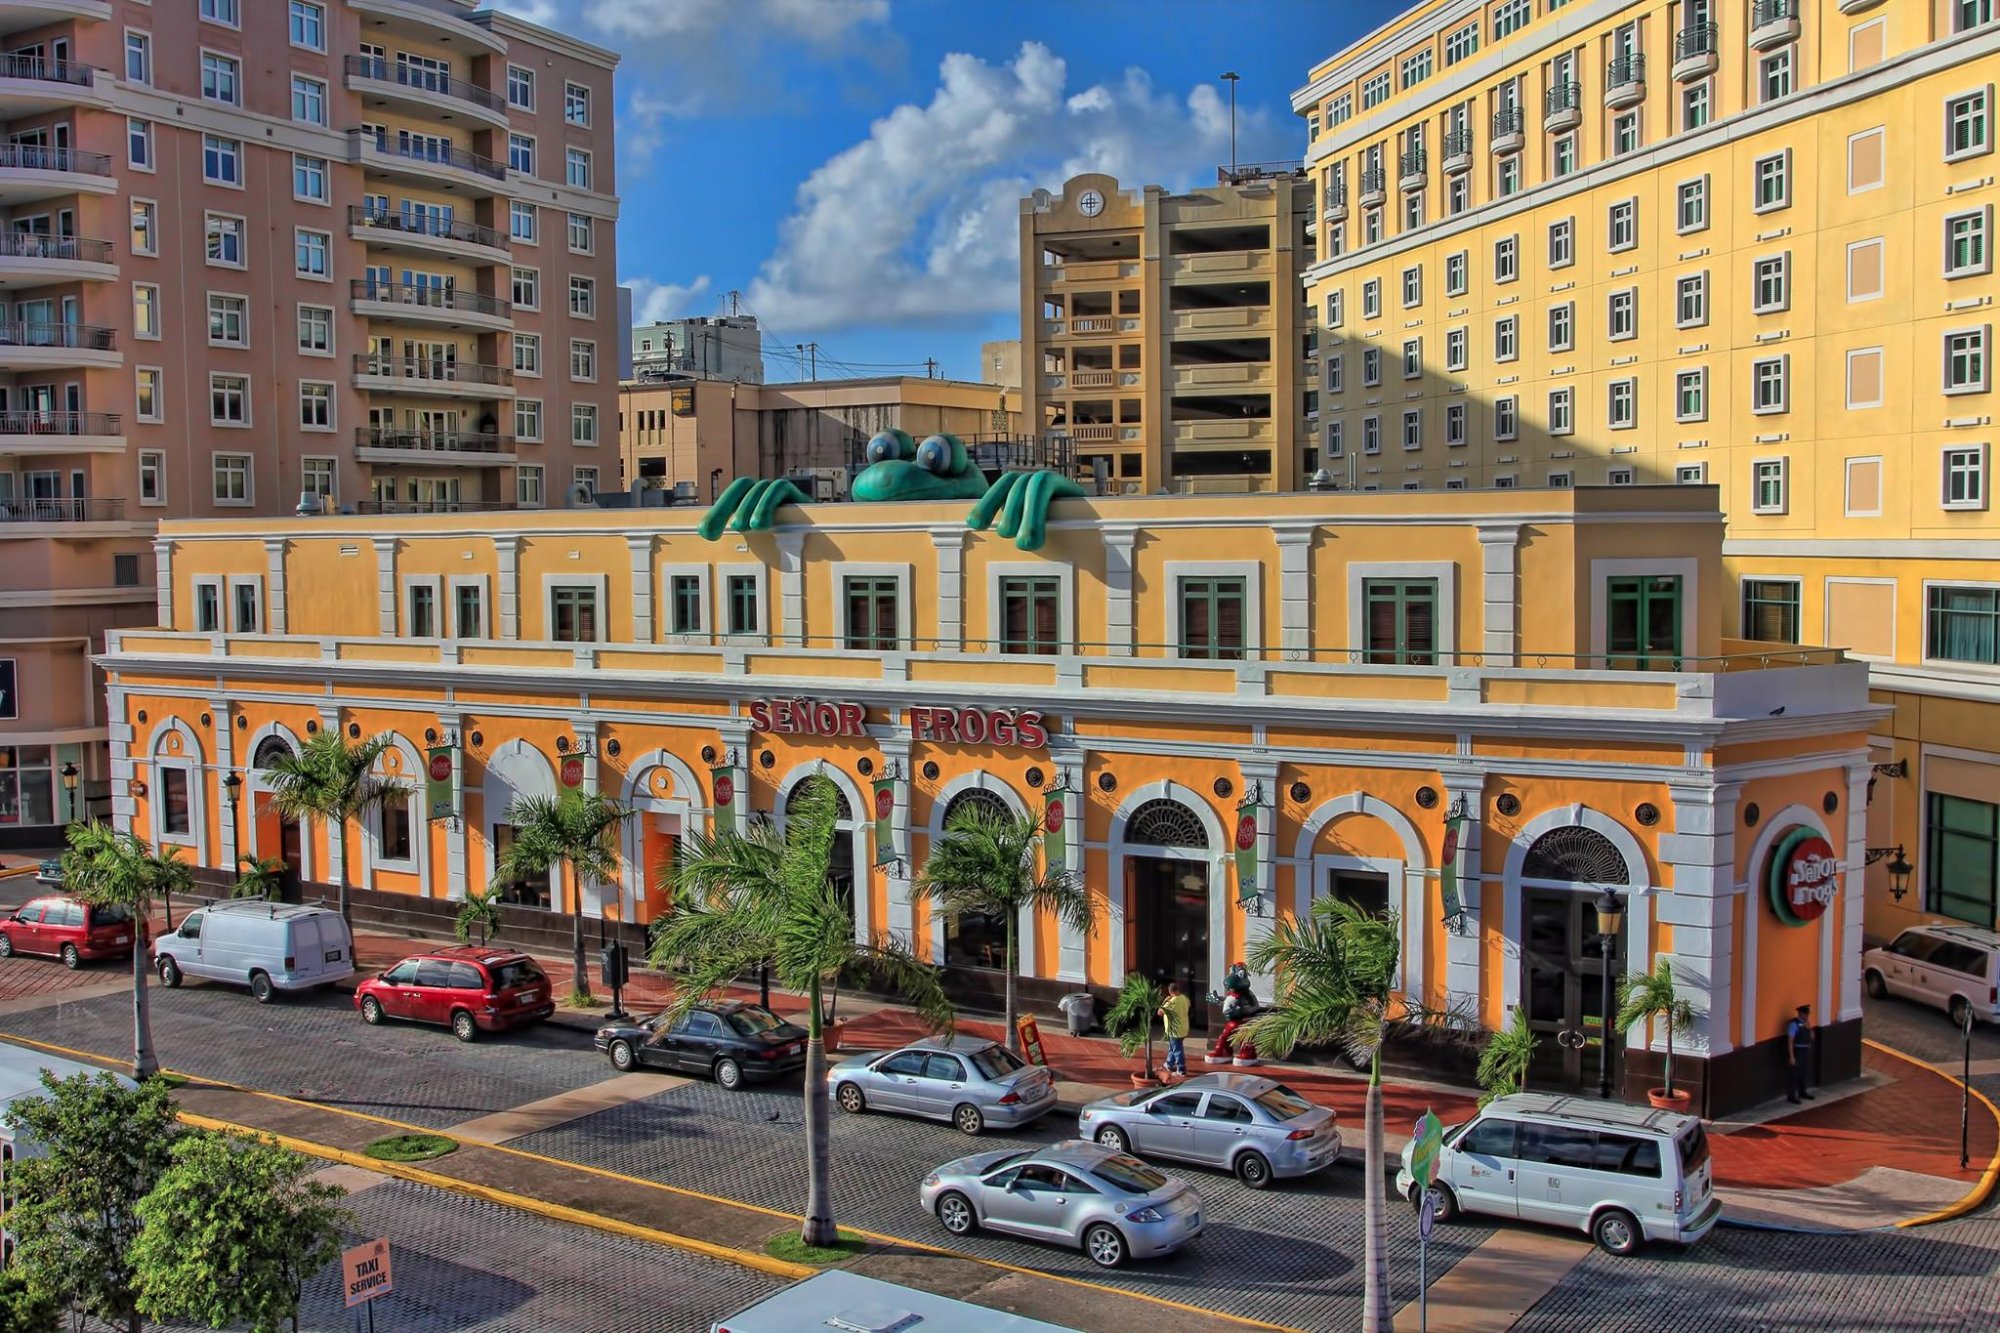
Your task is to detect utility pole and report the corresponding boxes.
[796,341,818,380]
[727,288,742,317]
[1221,72,1241,177]
[925,357,937,379]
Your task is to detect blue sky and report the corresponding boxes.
[498,1,1407,381]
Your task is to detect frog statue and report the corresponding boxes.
[697,429,1086,552]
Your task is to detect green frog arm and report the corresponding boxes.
[697,477,813,540]
[967,470,1087,551]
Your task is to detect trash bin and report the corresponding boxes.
[1059,991,1097,1036]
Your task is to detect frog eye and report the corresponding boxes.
[865,432,904,465]
[915,435,953,474]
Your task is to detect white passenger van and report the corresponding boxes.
[1861,924,2000,1028]
[152,900,354,1003]
[1396,1092,1720,1256]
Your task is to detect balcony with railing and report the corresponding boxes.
[354,428,516,465]
[1397,148,1427,192]
[1357,166,1386,207]
[1491,106,1525,154]
[1543,82,1582,133]
[1673,23,1720,81]
[0,320,118,367]
[349,279,513,330]
[0,409,121,452]
[347,129,510,196]
[1749,0,1801,50]
[0,229,114,282]
[343,54,509,127]
[1321,181,1347,222]
[354,352,516,398]
[349,204,509,262]
[0,496,122,524]
[1441,128,1473,175]
[0,51,105,114]
[349,0,505,54]
[0,141,115,203]
[1604,54,1646,109]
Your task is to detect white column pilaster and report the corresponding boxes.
[1273,529,1313,659]
[319,708,344,887]
[930,528,966,652]
[1839,761,1870,1022]
[718,719,751,836]
[493,536,520,639]
[263,539,288,635]
[626,537,655,643]
[214,699,237,875]
[881,735,913,946]
[440,712,467,900]
[373,539,397,636]
[1476,524,1521,662]
[152,539,174,627]
[1440,771,1487,1016]
[1052,747,1088,983]
[1101,525,1137,656]
[1660,781,1742,1059]
[579,718,604,920]
[1241,759,1281,995]
[107,685,134,831]
[776,530,805,645]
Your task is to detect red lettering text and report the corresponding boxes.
[749,699,771,732]
[1016,711,1049,748]
[838,702,866,737]
[959,708,988,744]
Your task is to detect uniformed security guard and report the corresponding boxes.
[1786,1003,1816,1104]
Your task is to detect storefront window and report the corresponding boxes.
[1606,575,1682,669]
[158,765,190,836]
[379,799,413,864]
[1000,576,1061,654]
[1327,868,1390,917]
[1926,792,1998,925]
[0,746,53,825]
[492,824,550,908]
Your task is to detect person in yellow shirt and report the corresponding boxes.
[1159,981,1191,1077]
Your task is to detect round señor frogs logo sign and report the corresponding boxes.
[428,752,452,783]
[1767,826,1839,927]
[875,786,894,820]
[1234,813,1257,851]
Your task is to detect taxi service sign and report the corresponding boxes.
[1410,1109,1444,1190]
[343,1238,393,1309]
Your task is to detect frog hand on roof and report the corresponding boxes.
[696,475,815,540]
[849,430,1084,552]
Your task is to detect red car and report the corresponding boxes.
[354,946,554,1042]
[0,895,135,968]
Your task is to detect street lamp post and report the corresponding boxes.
[1595,888,1625,1100]
[58,761,78,824]
[1220,72,1240,177]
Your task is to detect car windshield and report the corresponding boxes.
[1086,1153,1169,1194]
[490,960,545,990]
[726,1007,786,1038]
[1252,1084,1315,1120]
[978,1151,1033,1181]
[967,1045,1026,1079]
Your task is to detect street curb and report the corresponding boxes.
[174,1108,820,1282]
[1863,1037,2000,1228]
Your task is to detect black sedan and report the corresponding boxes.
[593,1000,809,1090]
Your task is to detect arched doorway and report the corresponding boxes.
[938,787,1013,969]
[248,732,303,899]
[786,779,857,924]
[1125,797,1212,1013]
[1519,825,1631,1091]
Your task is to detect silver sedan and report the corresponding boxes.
[829,1035,1057,1135]
[1076,1073,1341,1188]
[920,1140,1205,1268]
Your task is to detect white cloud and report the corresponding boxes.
[487,0,565,25]
[744,42,1257,332]
[584,0,888,41]
[627,275,715,324]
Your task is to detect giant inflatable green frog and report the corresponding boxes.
[697,429,1085,551]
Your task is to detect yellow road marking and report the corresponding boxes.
[1863,1038,2000,1227]
[0,1033,1293,1331]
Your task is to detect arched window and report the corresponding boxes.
[938,787,1019,970]
[786,780,853,822]
[941,787,1010,830]
[251,736,296,771]
[1125,798,1209,849]
[1521,825,1629,885]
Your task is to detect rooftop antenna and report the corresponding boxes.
[1221,72,1241,178]
[727,289,742,317]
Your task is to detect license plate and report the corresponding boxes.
[114,936,129,945]
[324,950,342,963]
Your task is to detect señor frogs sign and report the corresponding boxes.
[1766,826,1839,927]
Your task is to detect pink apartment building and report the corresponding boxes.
[0,0,619,843]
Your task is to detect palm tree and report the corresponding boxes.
[59,821,192,1079]
[1476,1008,1539,1106]
[261,731,402,926]
[1102,972,1166,1083]
[1616,957,1698,1099]
[910,804,1097,1053]
[454,888,504,947]
[1240,897,1401,1333]
[495,790,627,999]
[650,776,953,1247]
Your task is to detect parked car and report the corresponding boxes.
[354,946,553,1042]
[152,900,353,1002]
[1396,1092,1720,1256]
[920,1139,1204,1268]
[594,1001,808,1089]
[829,1035,1058,1135]
[1076,1073,1341,1188]
[0,895,134,968]
[1862,924,2000,1028]
[33,858,61,886]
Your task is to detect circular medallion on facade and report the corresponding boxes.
[1743,802,1760,827]
[759,749,775,769]
[607,739,621,758]
[200,713,211,728]
[1025,766,1044,789]
[1635,802,1660,826]
[701,745,717,765]
[1767,827,1838,927]
[1823,790,1840,815]
[713,774,735,807]
[1097,772,1117,793]
[1214,777,1234,799]
[857,756,875,777]
[1495,793,1520,817]
[922,761,940,781]
[1077,189,1105,217]
[428,752,452,783]
[1290,781,1310,804]
[651,769,672,795]
[560,756,584,788]
[1415,786,1439,809]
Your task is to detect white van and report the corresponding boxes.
[1861,924,2000,1028]
[711,1271,1079,1333]
[1396,1092,1720,1256]
[152,900,354,1003]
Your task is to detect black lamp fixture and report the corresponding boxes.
[1864,844,1913,902]
[222,772,243,806]
[1594,888,1625,1100]
[58,761,78,823]
[1867,758,1908,805]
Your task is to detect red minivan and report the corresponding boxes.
[354,946,554,1042]
[0,895,135,968]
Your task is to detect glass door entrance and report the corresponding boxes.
[1130,856,1209,1021]
[1522,889,1623,1091]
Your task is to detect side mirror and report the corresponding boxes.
[1004,1178,1022,1193]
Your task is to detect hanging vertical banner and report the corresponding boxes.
[1042,786,1067,865]
[709,765,735,815]
[872,777,897,866]
[425,747,455,821]
[1234,795,1261,905]
[1439,810,1465,921]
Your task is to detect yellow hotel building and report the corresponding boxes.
[1295,0,2000,939]
[105,484,1877,1113]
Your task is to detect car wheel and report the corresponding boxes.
[249,971,275,1004]
[935,1191,977,1236]
[835,1082,866,1115]
[360,996,385,1025]
[59,943,80,971]
[451,1010,478,1043]
[0,932,13,958]
[1094,1125,1131,1154]
[714,1057,745,1091]
[1412,1181,1457,1224]
[953,1103,985,1136]
[1235,1150,1274,1189]
[1592,1207,1642,1257]
[1864,969,1887,1000]
[1083,1222,1128,1269]
[1950,995,1974,1029]
[609,1039,636,1072]
[158,956,183,988]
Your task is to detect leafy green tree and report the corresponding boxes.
[1102,972,1166,1083]
[59,821,191,1079]
[1240,897,1402,1333]
[1476,1007,1540,1106]
[650,776,953,1247]
[262,730,402,925]
[0,1266,57,1329]
[235,854,288,899]
[454,886,504,946]
[3,1070,182,1333]
[495,790,628,999]
[910,804,1097,1052]
[132,1130,348,1333]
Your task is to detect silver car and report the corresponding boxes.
[829,1035,1057,1135]
[1076,1073,1341,1189]
[920,1139,1205,1268]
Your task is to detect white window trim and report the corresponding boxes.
[1548,303,1574,353]
[130,197,158,256]
[1920,578,2000,670]
[1494,235,1518,284]
[1607,198,1638,253]
[1847,237,1886,301]
[297,379,336,433]
[1346,561,1456,659]
[1675,369,1708,424]
[1445,328,1468,372]
[1165,561,1264,662]
[1588,558,1700,662]
[1548,387,1574,436]
[507,64,536,111]
[202,0,242,30]
[132,282,162,341]
[135,366,164,423]
[225,573,263,632]
[191,575,225,633]
[1548,218,1574,269]
[1845,456,1885,517]
[1752,253,1791,315]
[1942,442,1991,511]
[1846,347,1886,409]
[208,374,252,429]
[831,561,914,650]
[1675,176,1710,236]
[1400,266,1421,309]
[1495,315,1518,362]
[985,560,1078,656]
[137,448,166,508]
[293,226,334,282]
[1494,395,1518,442]
[401,574,443,639]
[296,302,335,359]
[127,117,155,174]
[448,574,490,640]
[1607,377,1638,430]
[361,739,423,879]
[1847,127,1887,194]
[291,152,329,206]
[1753,150,1791,214]
[201,134,245,191]
[1607,288,1638,341]
[1946,206,1993,279]
[1827,576,1898,661]
[1944,85,1995,164]
[1445,251,1469,295]
[151,750,200,850]
[205,211,248,270]
[1849,17,1887,72]
[206,290,249,348]
[210,451,253,506]
[1751,456,1790,515]
[543,574,609,644]
[1751,355,1790,416]
[1674,272,1708,330]
[658,563,712,642]
[1945,324,1993,395]
[717,566,769,646]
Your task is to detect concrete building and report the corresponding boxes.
[110,483,1878,1114]
[632,315,766,383]
[0,0,618,843]
[1020,170,1317,496]
[1296,1,2000,937]
[619,375,1027,499]
[979,338,1022,391]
